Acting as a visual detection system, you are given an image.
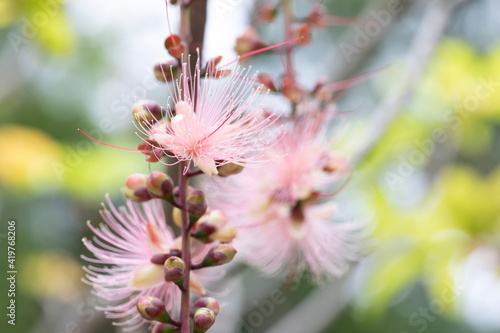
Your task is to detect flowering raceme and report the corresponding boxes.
[140,58,278,176]
[82,196,208,331]
[206,113,360,278]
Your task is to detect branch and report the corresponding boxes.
[352,0,464,164]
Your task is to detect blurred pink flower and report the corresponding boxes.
[207,116,360,278]
[82,196,206,331]
[143,59,278,176]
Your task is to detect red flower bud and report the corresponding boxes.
[294,23,312,46]
[164,35,186,59]
[154,61,179,83]
[132,100,163,126]
[258,4,278,24]
[147,171,174,198]
[234,28,266,56]
[186,190,207,217]
[257,74,277,92]
[164,256,185,283]
[138,139,163,163]
[203,244,237,267]
[193,308,216,332]
[136,296,172,323]
[203,56,231,79]
[192,297,220,316]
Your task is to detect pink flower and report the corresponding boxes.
[206,116,360,278]
[82,196,206,331]
[143,59,278,176]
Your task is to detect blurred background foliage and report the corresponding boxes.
[0,0,499,332]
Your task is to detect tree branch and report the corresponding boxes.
[352,0,464,164]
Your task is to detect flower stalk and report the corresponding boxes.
[179,161,192,333]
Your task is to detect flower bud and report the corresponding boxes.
[191,210,225,243]
[294,23,312,46]
[282,76,304,104]
[186,190,207,217]
[234,28,266,56]
[152,323,181,333]
[125,174,151,202]
[136,296,172,323]
[193,308,216,332]
[217,163,244,177]
[147,171,174,198]
[190,221,218,243]
[258,4,278,24]
[150,253,171,265]
[193,297,220,316]
[172,185,195,206]
[138,140,164,163]
[172,207,182,227]
[164,256,185,283]
[210,224,237,243]
[164,35,185,59]
[203,56,231,79]
[257,74,277,92]
[307,5,327,28]
[154,61,179,83]
[203,244,237,267]
[133,100,163,126]
[192,211,236,243]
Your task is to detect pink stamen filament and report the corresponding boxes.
[221,37,304,68]
[321,67,388,94]
[77,129,150,154]
[206,113,234,139]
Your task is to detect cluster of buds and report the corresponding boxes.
[248,3,364,47]
[136,247,233,330]
[124,172,174,202]
[135,233,235,330]
[252,65,378,110]
[137,296,220,332]
[137,296,219,332]
[155,31,233,84]
[255,73,306,104]
[124,160,238,333]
